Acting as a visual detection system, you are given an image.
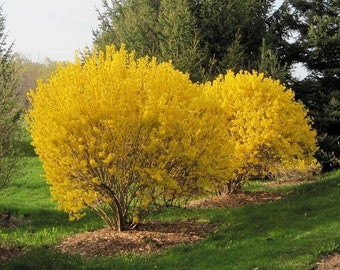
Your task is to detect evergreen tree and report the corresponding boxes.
[257,38,289,82]
[158,0,205,82]
[94,0,160,57]
[94,0,275,82]
[193,0,273,78]
[273,0,340,170]
[0,5,22,188]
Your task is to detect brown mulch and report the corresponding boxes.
[187,191,285,209]
[316,253,340,270]
[0,214,31,263]
[0,244,25,264]
[56,191,283,258]
[1,190,339,269]
[56,220,215,257]
[0,213,30,228]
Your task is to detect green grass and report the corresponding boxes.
[1,157,339,269]
[0,157,105,248]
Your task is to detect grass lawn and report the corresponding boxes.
[0,156,339,269]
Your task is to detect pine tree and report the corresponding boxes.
[157,0,205,82]
[275,0,340,170]
[0,4,22,188]
[94,0,275,82]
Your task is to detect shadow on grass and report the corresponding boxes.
[1,247,84,270]
[2,171,340,270]
[11,208,104,232]
[15,140,37,157]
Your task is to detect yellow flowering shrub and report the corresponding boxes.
[27,45,319,230]
[205,71,320,193]
[26,45,234,231]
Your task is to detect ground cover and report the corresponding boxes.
[0,157,339,269]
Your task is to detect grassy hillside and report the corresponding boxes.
[1,157,339,269]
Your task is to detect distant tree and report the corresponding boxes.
[14,55,59,108]
[272,0,340,170]
[192,0,273,78]
[256,38,289,82]
[0,5,22,188]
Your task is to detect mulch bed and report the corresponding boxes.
[56,220,215,257]
[1,189,339,268]
[187,191,285,209]
[316,252,340,270]
[56,191,283,258]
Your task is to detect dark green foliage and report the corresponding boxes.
[192,0,273,78]
[257,38,289,82]
[158,0,205,82]
[276,0,340,171]
[94,0,276,82]
[94,0,160,57]
[0,4,22,189]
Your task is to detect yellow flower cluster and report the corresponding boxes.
[204,71,319,181]
[26,45,318,228]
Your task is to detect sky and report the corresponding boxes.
[3,0,102,62]
[2,0,287,64]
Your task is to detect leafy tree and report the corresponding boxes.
[26,46,234,231]
[205,71,319,193]
[272,0,340,170]
[14,55,59,108]
[192,0,273,77]
[0,4,22,189]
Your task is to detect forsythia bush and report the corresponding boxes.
[27,45,319,230]
[204,71,320,193]
[26,46,234,231]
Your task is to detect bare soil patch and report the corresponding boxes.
[56,220,215,257]
[0,213,29,228]
[0,244,25,264]
[2,189,336,268]
[0,213,31,263]
[56,191,284,258]
[316,252,340,270]
[187,191,285,209]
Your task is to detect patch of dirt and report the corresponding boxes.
[187,191,285,209]
[0,213,30,228]
[0,244,25,264]
[4,190,335,268]
[56,220,215,257]
[0,213,31,263]
[316,253,340,270]
[264,179,315,187]
[56,191,284,258]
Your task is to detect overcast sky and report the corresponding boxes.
[3,0,102,62]
[3,0,285,64]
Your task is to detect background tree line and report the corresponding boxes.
[94,0,339,171]
[0,0,338,192]
[0,4,59,188]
